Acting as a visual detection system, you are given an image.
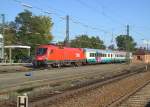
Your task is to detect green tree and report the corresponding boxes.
[116,35,136,51]
[0,10,54,62]
[70,34,105,49]
[15,10,53,55]
[4,22,17,45]
[0,22,17,45]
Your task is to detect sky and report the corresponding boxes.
[0,0,150,47]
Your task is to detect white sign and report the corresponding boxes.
[75,53,80,57]
[17,95,28,107]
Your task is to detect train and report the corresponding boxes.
[32,44,132,67]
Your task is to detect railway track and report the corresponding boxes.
[34,67,149,107]
[29,67,148,107]
[111,77,150,107]
[1,64,147,107]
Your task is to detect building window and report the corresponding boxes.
[137,56,142,61]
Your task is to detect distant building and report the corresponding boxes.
[132,50,150,63]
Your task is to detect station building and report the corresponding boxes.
[132,50,150,64]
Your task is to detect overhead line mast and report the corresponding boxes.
[64,15,69,47]
[126,24,130,63]
[1,14,5,60]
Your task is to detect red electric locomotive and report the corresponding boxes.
[33,44,86,67]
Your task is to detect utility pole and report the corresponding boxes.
[126,24,129,51]
[146,42,148,51]
[111,30,114,49]
[143,39,149,51]
[127,24,129,37]
[1,14,5,60]
[64,15,69,47]
[126,24,130,63]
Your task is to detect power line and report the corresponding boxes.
[12,0,148,47]
[12,0,113,36]
[12,0,148,37]
[94,0,127,26]
[76,0,125,26]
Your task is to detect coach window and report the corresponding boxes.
[102,54,104,57]
[103,54,105,57]
[99,53,101,57]
[111,54,112,57]
[100,53,102,57]
[97,53,99,57]
[95,53,97,57]
[90,53,94,57]
[96,53,98,57]
[92,53,94,57]
[90,53,92,57]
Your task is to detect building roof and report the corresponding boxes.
[4,45,31,49]
[133,50,150,55]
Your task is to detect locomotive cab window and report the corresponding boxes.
[36,48,47,55]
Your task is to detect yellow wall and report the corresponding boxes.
[132,54,150,64]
